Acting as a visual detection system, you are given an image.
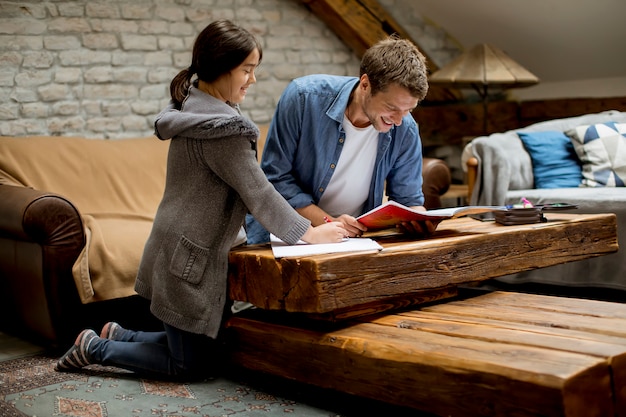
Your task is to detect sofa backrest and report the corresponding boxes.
[0,136,169,217]
[469,110,626,206]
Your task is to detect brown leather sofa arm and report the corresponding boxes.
[0,184,86,344]
[466,157,479,202]
[0,185,85,249]
[422,157,452,209]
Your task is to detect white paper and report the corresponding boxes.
[270,234,383,258]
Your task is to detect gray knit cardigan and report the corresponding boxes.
[135,86,310,338]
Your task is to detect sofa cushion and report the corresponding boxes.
[517,131,583,189]
[567,122,626,187]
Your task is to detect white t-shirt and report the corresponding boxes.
[318,115,378,217]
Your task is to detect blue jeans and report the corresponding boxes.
[90,322,216,379]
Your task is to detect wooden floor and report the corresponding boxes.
[226,291,626,417]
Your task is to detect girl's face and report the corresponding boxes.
[213,48,260,104]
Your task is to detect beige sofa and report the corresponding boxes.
[0,128,452,346]
[0,135,169,345]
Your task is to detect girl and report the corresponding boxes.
[56,20,347,379]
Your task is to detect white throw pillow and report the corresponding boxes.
[567,122,626,187]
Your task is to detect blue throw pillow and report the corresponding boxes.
[518,131,583,188]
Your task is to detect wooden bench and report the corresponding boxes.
[226,290,626,417]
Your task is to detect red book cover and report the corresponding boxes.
[356,200,504,230]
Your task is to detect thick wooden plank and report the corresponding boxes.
[226,293,620,416]
[299,0,460,102]
[229,214,618,318]
[417,292,626,415]
[369,292,626,416]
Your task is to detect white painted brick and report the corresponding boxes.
[59,50,111,66]
[155,6,185,22]
[85,2,120,19]
[112,52,144,66]
[0,2,47,19]
[48,116,86,133]
[0,68,16,86]
[43,35,81,50]
[83,100,102,115]
[103,101,131,116]
[131,100,161,116]
[55,67,82,83]
[147,67,177,83]
[15,70,52,87]
[172,52,191,68]
[122,114,149,130]
[0,18,46,35]
[121,34,158,51]
[121,4,155,20]
[0,103,19,120]
[169,23,194,37]
[139,21,169,35]
[57,3,84,17]
[158,36,185,51]
[0,119,47,135]
[86,117,121,132]
[94,20,139,34]
[84,84,139,100]
[48,18,91,33]
[21,102,50,118]
[38,84,70,101]
[84,67,114,83]
[9,36,44,50]
[114,67,148,83]
[139,84,167,100]
[51,101,80,115]
[10,87,39,103]
[144,51,172,66]
[83,33,118,50]
[23,51,55,68]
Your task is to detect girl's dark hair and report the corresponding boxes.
[170,20,263,107]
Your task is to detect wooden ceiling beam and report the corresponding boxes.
[299,0,461,102]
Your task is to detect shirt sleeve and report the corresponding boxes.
[259,81,316,209]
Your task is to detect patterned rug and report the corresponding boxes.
[0,352,423,417]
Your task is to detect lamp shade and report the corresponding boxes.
[429,43,539,90]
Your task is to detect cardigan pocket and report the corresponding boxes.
[169,235,210,285]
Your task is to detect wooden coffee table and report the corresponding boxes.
[225,213,622,416]
[228,213,618,319]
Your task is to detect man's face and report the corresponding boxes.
[361,77,419,133]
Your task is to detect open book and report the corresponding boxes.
[356,200,506,230]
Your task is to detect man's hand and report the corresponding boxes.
[396,205,439,236]
[397,219,439,236]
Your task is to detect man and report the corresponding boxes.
[246,36,434,244]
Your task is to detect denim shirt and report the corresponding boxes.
[246,74,424,244]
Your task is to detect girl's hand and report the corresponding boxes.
[332,214,368,237]
[301,222,348,244]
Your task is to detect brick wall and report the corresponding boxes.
[0,0,457,138]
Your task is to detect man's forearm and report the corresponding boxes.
[296,204,329,226]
